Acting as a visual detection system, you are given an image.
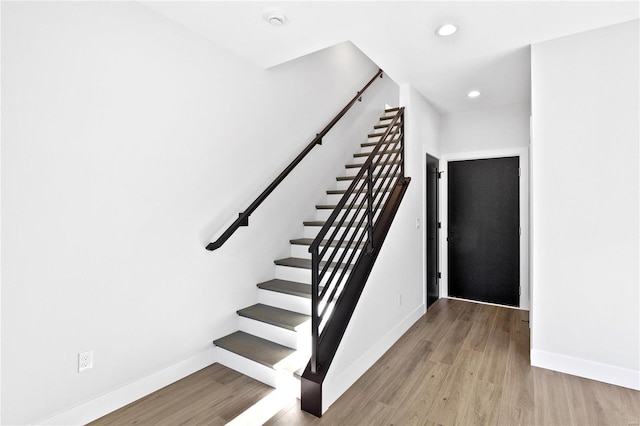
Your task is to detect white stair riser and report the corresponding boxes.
[303,223,369,239]
[325,190,388,205]
[258,289,310,315]
[238,316,310,351]
[273,264,352,288]
[216,347,300,396]
[290,244,312,259]
[316,208,358,222]
[315,206,383,222]
[304,203,385,236]
[324,192,361,205]
[321,195,394,217]
[335,176,399,191]
[275,265,312,283]
[314,207,368,223]
[291,243,363,261]
[345,163,401,177]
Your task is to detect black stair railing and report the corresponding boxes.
[206,69,384,251]
[308,107,405,374]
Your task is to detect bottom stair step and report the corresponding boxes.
[214,331,294,370]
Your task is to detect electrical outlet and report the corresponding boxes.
[415,218,421,229]
[78,350,93,373]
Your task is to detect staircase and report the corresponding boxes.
[212,108,403,398]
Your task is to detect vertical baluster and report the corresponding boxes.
[311,246,320,374]
[367,163,374,253]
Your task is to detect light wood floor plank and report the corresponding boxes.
[92,298,640,426]
[459,379,503,425]
[532,367,573,425]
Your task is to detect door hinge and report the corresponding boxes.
[438,171,443,179]
[519,226,521,236]
[518,167,521,177]
[438,222,442,229]
[438,272,442,279]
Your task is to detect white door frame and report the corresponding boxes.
[440,147,530,310]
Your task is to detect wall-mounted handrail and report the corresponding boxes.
[308,107,405,374]
[206,69,384,251]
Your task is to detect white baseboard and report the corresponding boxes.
[322,304,425,413]
[36,347,217,425]
[531,348,640,391]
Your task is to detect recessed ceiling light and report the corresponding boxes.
[264,10,287,26]
[435,24,457,37]
[467,90,481,98]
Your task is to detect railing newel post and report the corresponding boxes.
[311,246,320,374]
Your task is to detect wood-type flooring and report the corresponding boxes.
[91,298,640,425]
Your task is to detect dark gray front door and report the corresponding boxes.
[447,157,520,307]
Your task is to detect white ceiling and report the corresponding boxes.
[143,1,639,114]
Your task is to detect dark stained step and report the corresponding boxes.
[326,187,393,195]
[290,238,333,247]
[315,204,360,209]
[304,220,352,226]
[237,304,309,331]
[374,123,399,129]
[385,107,400,112]
[346,160,402,168]
[213,331,294,369]
[336,173,401,181]
[354,149,401,158]
[314,204,382,211]
[257,279,312,298]
[274,257,353,271]
[361,138,400,148]
[368,132,388,138]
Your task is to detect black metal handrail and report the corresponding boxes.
[206,69,384,251]
[308,107,405,373]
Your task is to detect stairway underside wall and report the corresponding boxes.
[319,86,441,414]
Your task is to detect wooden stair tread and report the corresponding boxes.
[346,159,402,168]
[304,220,353,226]
[290,238,331,246]
[374,123,399,129]
[361,139,400,148]
[213,331,294,369]
[326,187,393,195]
[354,149,401,158]
[368,132,389,138]
[337,173,401,181]
[274,257,353,271]
[385,107,400,112]
[237,304,309,331]
[257,279,312,298]
[316,204,370,209]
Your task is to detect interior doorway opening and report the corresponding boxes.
[426,154,440,308]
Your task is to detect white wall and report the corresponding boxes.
[0,2,393,423]
[531,20,640,390]
[322,84,440,412]
[440,102,530,154]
